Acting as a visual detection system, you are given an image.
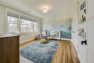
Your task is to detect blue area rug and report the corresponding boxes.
[20,40,58,63]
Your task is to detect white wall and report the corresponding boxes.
[71,0,94,63]
[71,0,88,63]
[87,0,94,19]
[78,22,88,63]
[72,13,88,63]
[87,0,94,63]
[87,19,94,63]
[0,5,7,34]
[20,33,36,44]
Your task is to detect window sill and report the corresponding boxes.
[20,32,33,34]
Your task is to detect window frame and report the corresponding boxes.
[20,19,34,33]
[8,15,39,34]
[8,16,19,33]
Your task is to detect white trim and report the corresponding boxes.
[60,38,71,41]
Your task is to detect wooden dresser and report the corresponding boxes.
[0,34,19,63]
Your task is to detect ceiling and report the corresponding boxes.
[1,0,73,21]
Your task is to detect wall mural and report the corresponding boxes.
[46,24,71,39]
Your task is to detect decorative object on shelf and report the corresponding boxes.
[80,1,86,10]
[78,28,87,45]
[81,39,87,45]
[79,0,87,24]
[81,15,86,22]
[84,9,86,14]
[72,31,75,33]
[79,14,86,23]
[78,28,84,37]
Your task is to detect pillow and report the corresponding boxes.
[40,39,48,44]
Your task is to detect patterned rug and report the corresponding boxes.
[20,40,58,63]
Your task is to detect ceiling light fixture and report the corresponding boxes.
[39,0,52,13]
[40,5,52,13]
[42,7,48,13]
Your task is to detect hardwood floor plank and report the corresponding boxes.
[51,40,80,63]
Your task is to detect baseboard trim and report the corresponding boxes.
[20,38,35,47]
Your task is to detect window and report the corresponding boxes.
[8,15,39,33]
[21,19,34,33]
[8,16,18,33]
[34,22,38,32]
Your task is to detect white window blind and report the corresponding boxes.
[7,11,39,33]
[8,16,19,33]
[34,22,38,32]
[21,19,34,32]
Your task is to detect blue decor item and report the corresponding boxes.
[20,40,58,63]
[60,31,71,39]
[47,24,71,39]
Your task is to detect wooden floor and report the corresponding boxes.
[20,40,34,48]
[51,40,80,63]
[20,38,35,48]
[20,40,80,63]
